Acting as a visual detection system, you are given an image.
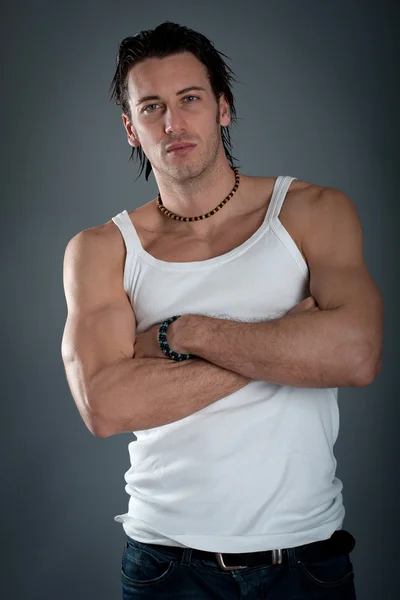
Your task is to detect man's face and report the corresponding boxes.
[123,51,230,180]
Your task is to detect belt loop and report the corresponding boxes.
[180,547,193,566]
[286,547,297,568]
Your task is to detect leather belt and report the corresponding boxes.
[156,529,356,572]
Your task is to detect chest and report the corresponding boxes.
[129,197,307,265]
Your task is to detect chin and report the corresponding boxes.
[169,161,205,178]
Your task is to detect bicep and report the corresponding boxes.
[62,300,136,385]
[303,187,383,364]
[303,187,376,311]
[61,231,136,427]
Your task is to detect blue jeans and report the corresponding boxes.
[121,534,356,599]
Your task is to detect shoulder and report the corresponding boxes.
[291,180,362,236]
[255,175,358,225]
[279,180,365,265]
[253,174,361,257]
[252,173,349,199]
[250,174,321,223]
[250,174,320,203]
[63,217,127,274]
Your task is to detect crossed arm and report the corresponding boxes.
[63,186,384,437]
[169,187,384,388]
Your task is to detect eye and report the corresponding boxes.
[143,95,199,113]
[143,103,159,113]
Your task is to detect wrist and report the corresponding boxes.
[168,314,200,355]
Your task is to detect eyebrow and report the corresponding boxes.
[135,86,207,107]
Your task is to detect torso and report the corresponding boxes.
[104,174,320,268]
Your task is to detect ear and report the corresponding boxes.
[121,113,141,148]
[218,93,231,127]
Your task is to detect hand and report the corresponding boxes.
[134,319,182,360]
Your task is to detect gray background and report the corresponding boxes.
[1,0,398,598]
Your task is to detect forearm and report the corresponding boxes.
[178,308,370,388]
[89,356,251,437]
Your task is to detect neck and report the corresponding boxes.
[153,160,240,233]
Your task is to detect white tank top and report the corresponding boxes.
[111,175,345,552]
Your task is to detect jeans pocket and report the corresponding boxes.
[296,553,354,588]
[121,539,178,588]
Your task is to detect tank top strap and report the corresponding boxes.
[111,210,142,255]
[265,176,297,224]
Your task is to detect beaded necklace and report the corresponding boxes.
[156,167,240,221]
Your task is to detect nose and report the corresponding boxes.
[164,106,187,136]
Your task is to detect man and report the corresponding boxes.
[61,21,383,599]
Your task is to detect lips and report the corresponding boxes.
[167,143,196,152]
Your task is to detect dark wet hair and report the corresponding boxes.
[109,21,241,181]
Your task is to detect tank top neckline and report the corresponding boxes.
[119,175,296,271]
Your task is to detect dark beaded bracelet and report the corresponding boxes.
[158,315,197,361]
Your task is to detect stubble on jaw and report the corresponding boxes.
[142,100,226,193]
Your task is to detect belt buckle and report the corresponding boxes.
[215,548,283,571]
[215,553,247,571]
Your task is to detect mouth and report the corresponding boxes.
[167,144,196,155]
